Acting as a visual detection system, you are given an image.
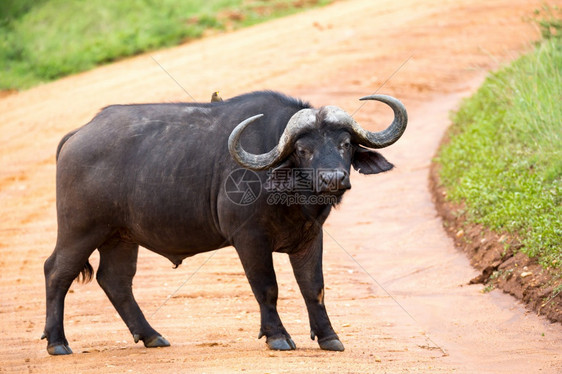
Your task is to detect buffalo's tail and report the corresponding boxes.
[57,127,93,283]
[56,129,80,161]
[77,261,94,284]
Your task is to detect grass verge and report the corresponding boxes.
[435,9,561,271]
[0,0,333,90]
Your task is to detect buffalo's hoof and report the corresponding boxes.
[134,334,170,348]
[318,338,344,351]
[267,336,297,351]
[144,335,170,348]
[47,344,73,355]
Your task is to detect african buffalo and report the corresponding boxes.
[42,90,407,355]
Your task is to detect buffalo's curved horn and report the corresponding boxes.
[347,94,408,148]
[228,94,407,170]
[228,109,316,170]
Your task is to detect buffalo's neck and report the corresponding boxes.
[301,203,332,226]
[269,203,331,254]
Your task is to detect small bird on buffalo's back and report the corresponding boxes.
[211,91,223,102]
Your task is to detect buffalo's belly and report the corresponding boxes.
[121,220,228,257]
[121,204,228,250]
[118,166,227,255]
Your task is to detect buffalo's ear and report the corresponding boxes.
[352,146,394,175]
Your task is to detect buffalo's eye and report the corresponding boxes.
[340,140,351,151]
[296,146,311,158]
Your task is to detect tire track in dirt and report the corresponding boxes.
[1,0,561,373]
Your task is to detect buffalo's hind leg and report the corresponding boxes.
[96,238,170,349]
[43,230,107,355]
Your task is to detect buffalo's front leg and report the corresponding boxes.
[289,233,344,351]
[97,239,169,348]
[235,238,295,351]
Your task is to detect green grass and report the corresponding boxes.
[0,0,333,90]
[436,34,562,269]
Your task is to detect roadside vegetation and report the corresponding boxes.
[435,5,561,271]
[0,0,333,90]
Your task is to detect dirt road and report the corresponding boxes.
[1,0,561,372]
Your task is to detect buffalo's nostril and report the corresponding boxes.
[338,171,351,190]
[318,170,350,192]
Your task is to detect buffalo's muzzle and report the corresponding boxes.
[317,170,351,193]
